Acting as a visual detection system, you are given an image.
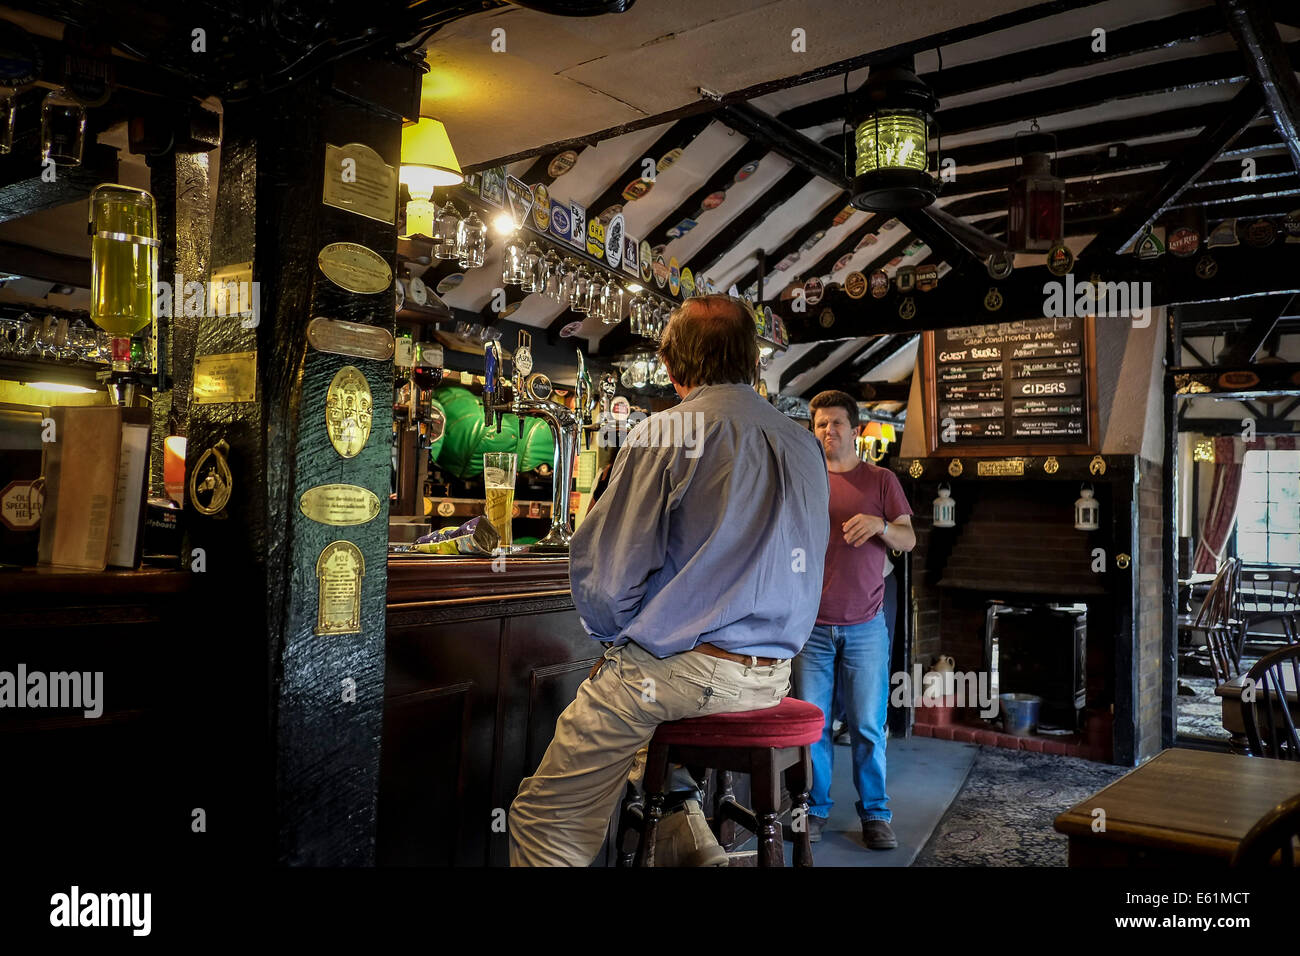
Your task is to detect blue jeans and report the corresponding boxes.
[793,613,891,822]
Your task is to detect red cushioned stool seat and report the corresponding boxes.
[619,697,824,868]
[652,697,824,748]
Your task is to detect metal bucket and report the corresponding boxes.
[999,693,1041,737]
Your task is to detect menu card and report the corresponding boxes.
[930,317,1091,449]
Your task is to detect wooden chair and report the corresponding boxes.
[1236,565,1300,646]
[1231,792,1300,866]
[1184,558,1245,686]
[1240,642,1300,760]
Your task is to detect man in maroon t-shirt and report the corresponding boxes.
[794,390,915,850]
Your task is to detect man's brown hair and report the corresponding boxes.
[809,390,859,428]
[657,294,759,388]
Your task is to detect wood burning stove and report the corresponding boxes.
[986,602,1087,729]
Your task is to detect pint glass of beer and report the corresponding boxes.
[483,452,518,547]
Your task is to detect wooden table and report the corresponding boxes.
[1216,668,1299,753]
[1054,748,1300,865]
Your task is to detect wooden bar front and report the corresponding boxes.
[381,554,607,866]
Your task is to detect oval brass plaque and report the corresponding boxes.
[326,366,373,458]
[317,242,393,294]
[316,540,365,636]
[300,484,381,526]
[307,317,395,361]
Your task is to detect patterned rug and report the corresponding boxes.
[913,746,1128,867]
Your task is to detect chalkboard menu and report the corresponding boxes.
[925,316,1094,452]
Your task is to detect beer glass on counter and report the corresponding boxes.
[483,452,518,547]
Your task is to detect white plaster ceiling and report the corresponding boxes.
[419,0,1061,166]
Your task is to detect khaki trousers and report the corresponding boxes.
[508,641,790,866]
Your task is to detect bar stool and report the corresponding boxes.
[627,697,824,867]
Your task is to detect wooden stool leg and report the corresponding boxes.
[786,747,814,867]
[713,770,738,848]
[752,752,784,868]
[615,782,642,867]
[636,742,671,867]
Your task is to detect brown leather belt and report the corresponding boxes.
[691,642,785,668]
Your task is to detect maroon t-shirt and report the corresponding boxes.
[817,461,913,626]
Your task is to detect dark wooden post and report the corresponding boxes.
[1161,307,1181,749]
[185,55,421,864]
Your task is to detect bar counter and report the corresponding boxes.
[381,553,607,866]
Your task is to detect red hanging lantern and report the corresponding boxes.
[1007,129,1064,253]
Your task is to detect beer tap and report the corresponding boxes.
[482,331,594,550]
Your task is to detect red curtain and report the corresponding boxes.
[1193,435,1298,573]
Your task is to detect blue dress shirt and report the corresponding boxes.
[569,383,830,659]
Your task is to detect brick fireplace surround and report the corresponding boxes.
[893,455,1164,766]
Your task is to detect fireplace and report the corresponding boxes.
[894,454,1163,765]
[986,603,1087,730]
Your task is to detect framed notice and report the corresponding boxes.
[923,315,1098,456]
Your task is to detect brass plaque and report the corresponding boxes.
[193,351,257,404]
[317,242,393,294]
[977,459,1025,477]
[300,484,381,526]
[316,540,365,636]
[322,142,396,225]
[326,366,373,458]
[948,458,963,477]
[908,460,923,478]
[307,317,395,361]
[208,261,254,318]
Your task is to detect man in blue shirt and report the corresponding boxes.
[509,295,829,866]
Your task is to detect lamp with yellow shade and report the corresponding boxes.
[400,118,463,239]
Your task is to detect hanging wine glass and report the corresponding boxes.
[542,249,563,300]
[629,357,649,389]
[600,280,622,325]
[580,271,600,314]
[456,210,486,269]
[41,88,86,167]
[570,265,591,312]
[521,242,543,293]
[653,357,671,387]
[434,201,462,260]
[501,233,527,285]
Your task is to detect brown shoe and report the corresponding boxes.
[654,800,728,866]
[862,820,898,850]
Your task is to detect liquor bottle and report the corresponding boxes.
[89,185,158,372]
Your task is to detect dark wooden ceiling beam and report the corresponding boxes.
[779,340,842,391]
[780,243,1300,341]
[803,336,915,399]
[1173,175,1300,208]
[0,240,92,288]
[1079,82,1264,260]
[777,7,1227,128]
[580,114,714,224]
[1217,0,1300,174]
[937,45,1291,139]
[638,138,768,248]
[942,109,1269,171]
[685,165,824,278]
[716,102,848,189]
[1216,295,1293,365]
[734,212,888,297]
